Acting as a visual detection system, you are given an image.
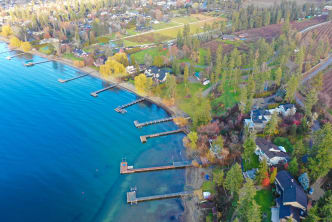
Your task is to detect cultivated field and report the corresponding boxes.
[235,16,327,42]
[301,22,332,45]
[242,0,324,8]
[320,68,332,110]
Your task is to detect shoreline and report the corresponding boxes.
[0,37,200,220]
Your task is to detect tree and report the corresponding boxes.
[1,25,12,37]
[288,157,299,176]
[153,55,164,67]
[298,173,310,191]
[134,74,152,95]
[308,123,332,180]
[224,163,243,195]
[9,36,21,48]
[212,135,224,155]
[304,88,318,117]
[293,139,306,158]
[285,74,300,102]
[236,179,261,222]
[183,64,189,86]
[275,67,282,86]
[144,54,153,67]
[243,136,256,164]
[21,42,32,52]
[256,159,268,184]
[111,53,129,67]
[270,167,277,184]
[213,169,224,187]
[187,131,198,150]
[164,75,177,98]
[264,112,279,138]
[239,86,247,114]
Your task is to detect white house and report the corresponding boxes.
[255,138,290,166]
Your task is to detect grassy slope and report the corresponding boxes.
[130,47,168,64]
[255,189,274,222]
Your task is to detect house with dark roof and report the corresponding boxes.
[273,171,307,222]
[255,138,290,166]
[144,66,171,83]
[244,104,296,130]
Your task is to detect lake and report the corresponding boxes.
[0,42,186,222]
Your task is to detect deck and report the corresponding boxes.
[24,60,51,67]
[127,190,191,204]
[120,161,192,174]
[115,98,145,113]
[90,85,117,97]
[140,129,185,143]
[58,74,89,83]
[6,52,26,60]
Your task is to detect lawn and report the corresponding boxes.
[152,22,179,30]
[123,39,142,47]
[175,82,211,116]
[273,137,293,153]
[63,53,84,61]
[127,28,138,36]
[255,189,274,222]
[243,153,260,171]
[328,109,332,115]
[171,16,199,24]
[211,82,240,116]
[130,47,168,64]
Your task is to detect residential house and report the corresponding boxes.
[94,55,107,67]
[126,65,137,75]
[244,104,296,130]
[73,48,88,57]
[272,171,307,222]
[222,34,239,41]
[255,137,290,166]
[277,104,296,117]
[144,66,170,83]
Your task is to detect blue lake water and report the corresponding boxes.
[0,42,186,222]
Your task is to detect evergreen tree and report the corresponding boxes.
[275,67,282,87]
[213,169,224,187]
[256,159,268,184]
[243,136,256,164]
[224,163,243,196]
[304,88,318,117]
[239,87,247,114]
[285,74,300,102]
[264,112,279,138]
[288,157,299,176]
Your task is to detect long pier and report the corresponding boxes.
[120,161,192,174]
[140,129,185,143]
[24,60,52,67]
[0,49,15,55]
[127,190,191,204]
[134,117,175,128]
[58,74,89,83]
[90,85,117,97]
[115,98,145,113]
[6,52,26,60]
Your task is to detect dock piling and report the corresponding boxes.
[127,189,192,204]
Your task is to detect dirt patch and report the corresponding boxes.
[319,68,332,109]
[236,16,327,42]
[302,22,332,45]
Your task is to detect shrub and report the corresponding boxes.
[268,103,280,109]
[254,90,275,98]
[96,36,110,44]
[273,137,293,153]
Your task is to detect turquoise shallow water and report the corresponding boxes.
[0,42,186,222]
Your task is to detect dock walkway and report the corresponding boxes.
[120,161,192,174]
[91,85,117,97]
[127,190,191,204]
[24,60,51,67]
[134,117,174,128]
[6,52,26,60]
[58,74,89,83]
[115,98,145,113]
[140,129,185,143]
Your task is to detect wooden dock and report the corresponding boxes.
[120,161,192,174]
[90,85,117,97]
[24,60,51,67]
[134,117,174,128]
[58,74,89,83]
[140,129,185,143]
[115,98,145,113]
[6,52,26,60]
[127,190,191,204]
[0,49,15,55]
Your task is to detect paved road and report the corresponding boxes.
[299,21,331,34]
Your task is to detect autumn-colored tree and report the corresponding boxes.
[262,172,270,186]
[1,25,12,37]
[100,58,127,77]
[186,131,198,150]
[134,74,152,95]
[20,42,32,52]
[270,167,277,184]
[73,60,85,67]
[9,36,21,48]
[111,53,129,67]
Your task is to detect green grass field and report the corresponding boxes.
[171,16,199,24]
[62,53,84,61]
[255,189,274,222]
[152,22,179,30]
[211,82,240,116]
[131,47,168,64]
